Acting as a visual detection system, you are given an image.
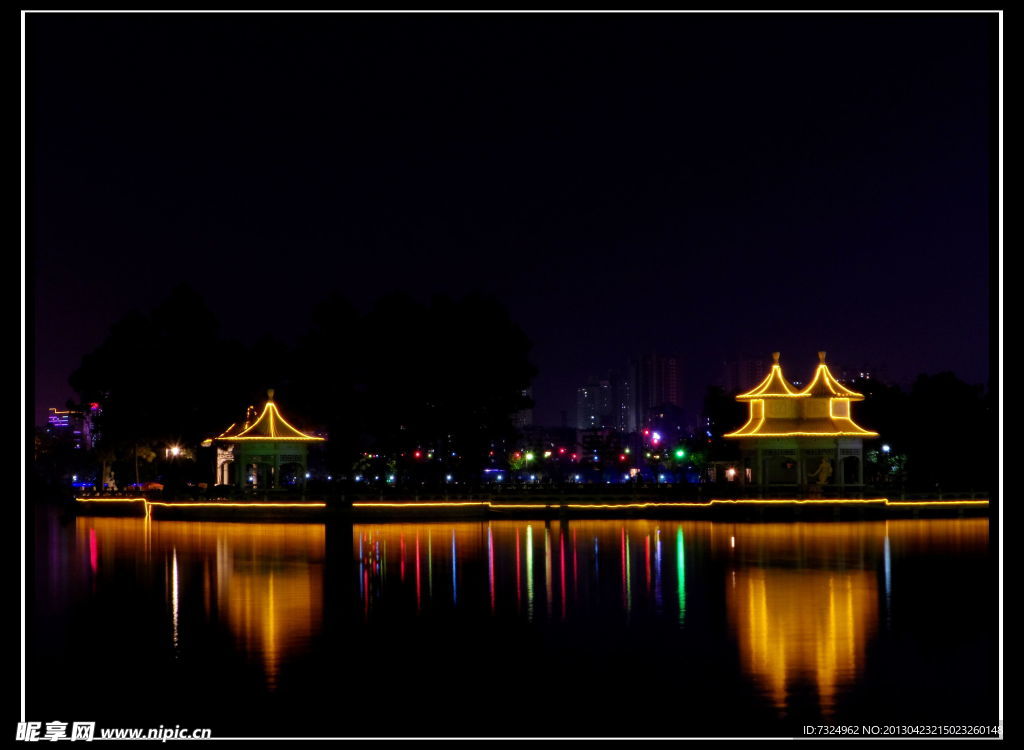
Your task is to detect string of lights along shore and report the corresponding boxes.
[182,351,870,491]
[47,348,922,495]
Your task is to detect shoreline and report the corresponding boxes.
[68,495,991,522]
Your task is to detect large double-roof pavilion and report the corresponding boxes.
[724,352,877,488]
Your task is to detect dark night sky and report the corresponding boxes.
[29,12,995,427]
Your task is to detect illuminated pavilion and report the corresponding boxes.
[203,390,325,489]
[724,352,877,490]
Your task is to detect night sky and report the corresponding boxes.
[29,13,996,427]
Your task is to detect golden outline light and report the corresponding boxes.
[727,430,879,437]
[799,362,865,400]
[144,501,326,508]
[75,497,326,510]
[213,399,324,443]
[77,496,987,514]
[726,353,877,438]
[798,366,864,401]
[351,498,988,510]
[74,497,149,503]
[724,398,766,437]
[736,364,805,400]
[830,398,850,419]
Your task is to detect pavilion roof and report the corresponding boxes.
[211,392,324,443]
[798,352,866,400]
[210,405,256,441]
[736,352,805,400]
[725,351,878,439]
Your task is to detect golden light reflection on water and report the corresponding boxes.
[75,518,324,688]
[72,516,987,708]
[728,567,878,714]
[722,519,987,716]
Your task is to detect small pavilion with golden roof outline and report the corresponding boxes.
[203,389,325,489]
[724,352,877,490]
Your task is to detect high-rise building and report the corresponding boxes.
[576,378,611,430]
[629,353,684,430]
[576,373,631,432]
[513,388,534,429]
[721,355,772,394]
[46,405,98,450]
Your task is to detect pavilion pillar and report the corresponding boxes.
[274,453,281,490]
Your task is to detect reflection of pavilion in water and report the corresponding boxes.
[718,520,987,715]
[74,517,987,707]
[719,522,882,715]
[727,566,878,715]
[214,525,324,688]
[75,518,324,688]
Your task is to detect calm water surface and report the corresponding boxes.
[31,512,997,737]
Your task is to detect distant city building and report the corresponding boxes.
[576,378,611,430]
[629,353,684,431]
[576,373,631,431]
[513,387,534,429]
[723,351,877,489]
[833,362,889,384]
[724,355,886,394]
[721,354,772,394]
[46,404,100,450]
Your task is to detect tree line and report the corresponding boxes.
[55,284,535,489]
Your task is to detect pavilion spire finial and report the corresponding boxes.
[772,351,780,365]
[818,351,827,364]
[267,388,275,401]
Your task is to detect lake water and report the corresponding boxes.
[30,512,998,737]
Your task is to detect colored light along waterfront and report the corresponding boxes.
[676,526,686,625]
[341,518,990,723]
[526,525,534,621]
